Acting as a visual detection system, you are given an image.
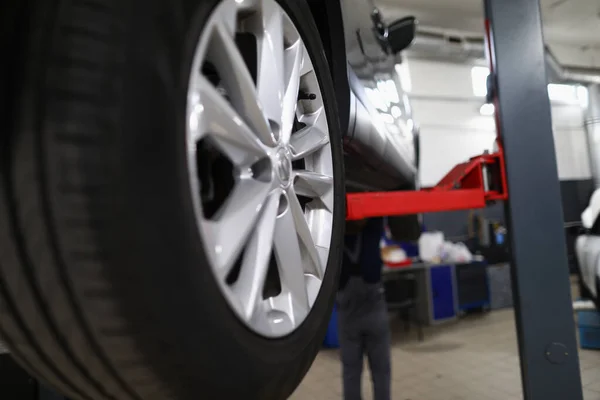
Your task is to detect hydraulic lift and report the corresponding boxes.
[347,146,507,220]
[346,0,584,399]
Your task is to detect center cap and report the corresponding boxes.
[274,148,292,186]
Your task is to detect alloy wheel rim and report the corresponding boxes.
[186,0,335,338]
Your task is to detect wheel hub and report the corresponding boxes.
[274,147,293,187]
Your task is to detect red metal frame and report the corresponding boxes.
[346,145,508,220]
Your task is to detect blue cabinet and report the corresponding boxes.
[415,264,457,325]
[430,265,456,321]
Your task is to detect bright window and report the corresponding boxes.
[547,84,578,104]
[577,86,589,108]
[471,66,490,97]
[547,84,589,107]
[471,66,589,107]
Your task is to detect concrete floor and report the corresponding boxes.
[291,308,600,400]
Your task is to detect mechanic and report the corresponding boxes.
[337,217,391,400]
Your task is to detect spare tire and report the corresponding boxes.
[0,0,344,399]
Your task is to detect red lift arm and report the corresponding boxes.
[345,144,508,220]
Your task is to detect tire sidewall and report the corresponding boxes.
[90,0,344,394]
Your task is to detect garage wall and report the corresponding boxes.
[405,58,592,187]
[405,58,595,262]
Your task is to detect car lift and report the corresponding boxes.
[347,148,508,220]
[0,0,584,399]
[345,0,584,399]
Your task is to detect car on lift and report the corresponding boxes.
[0,0,418,398]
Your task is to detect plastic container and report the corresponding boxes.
[577,310,600,350]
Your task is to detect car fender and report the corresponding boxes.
[305,0,351,133]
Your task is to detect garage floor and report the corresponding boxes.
[291,308,600,400]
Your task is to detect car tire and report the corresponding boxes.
[0,0,344,399]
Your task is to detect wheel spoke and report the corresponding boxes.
[281,39,304,143]
[232,191,279,321]
[207,20,274,146]
[191,75,266,166]
[289,110,329,161]
[236,0,259,12]
[273,200,310,325]
[252,0,286,132]
[287,188,323,278]
[299,47,314,77]
[293,170,334,211]
[217,0,239,36]
[204,179,272,277]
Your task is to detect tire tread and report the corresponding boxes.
[0,0,159,399]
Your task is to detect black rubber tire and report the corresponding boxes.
[0,0,345,399]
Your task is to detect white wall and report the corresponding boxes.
[405,58,591,187]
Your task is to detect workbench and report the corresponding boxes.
[383,258,492,328]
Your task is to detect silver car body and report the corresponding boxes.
[338,0,420,191]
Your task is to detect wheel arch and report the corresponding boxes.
[305,0,351,133]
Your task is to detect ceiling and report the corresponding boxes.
[343,0,600,69]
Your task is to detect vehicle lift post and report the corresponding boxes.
[347,0,583,399]
[484,0,583,398]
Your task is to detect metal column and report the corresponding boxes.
[483,1,583,399]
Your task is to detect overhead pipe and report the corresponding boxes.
[410,30,485,60]
[584,85,600,188]
[544,47,600,85]
[409,29,600,85]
